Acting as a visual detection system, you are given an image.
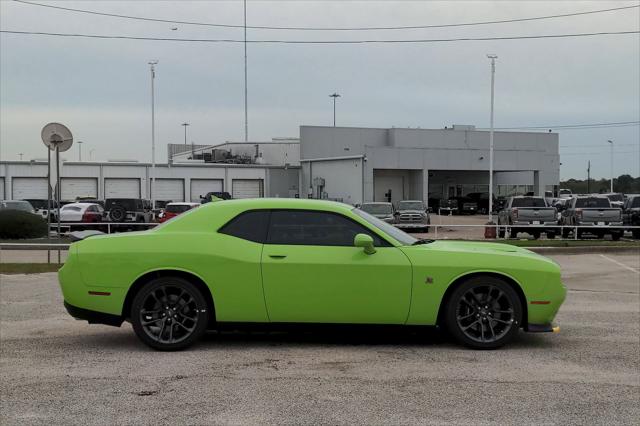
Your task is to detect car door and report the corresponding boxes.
[261,209,412,324]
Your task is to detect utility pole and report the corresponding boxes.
[329,92,341,127]
[607,140,614,192]
[587,160,591,193]
[181,123,189,145]
[243,0,248,142]
[149,60,158,210]
[77,140,83,161]
[487,54,497,222]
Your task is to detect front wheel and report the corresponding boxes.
[444,276,522,349]
[131,277,210,351]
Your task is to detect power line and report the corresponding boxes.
[483,121,640,130]
[561,151,638,156]
[12,0,640,31]
[561,143,639,149]
[1,29,638,44]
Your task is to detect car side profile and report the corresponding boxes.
[59,199,566,351]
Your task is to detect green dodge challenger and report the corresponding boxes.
[59,199,566,350]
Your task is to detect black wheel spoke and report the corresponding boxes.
[139,283,201,345]
[455,283,515,344]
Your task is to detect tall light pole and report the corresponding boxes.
[607,140,614,192]
[149,60,158,210]
[77,140,83,161]
[329,92,341,127]
[243,0,248,142]
[487,54,497,222]
[181,122,190,145]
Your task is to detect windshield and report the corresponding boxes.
[632,198,640,208]
[353,208,417,246]
[559,189,572,196]
[0,201,35,213]
[606,194,624,202]
[511,198,547,208]
[166,204,193,213]
[360,203,392,215]
[575,197,610,208]
[398,201,424,211]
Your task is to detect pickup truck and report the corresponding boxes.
[497,196,557,239]
[622,194,640,239]
[359,202,396,224]
[394,200,430,232]
[560,196,623,240]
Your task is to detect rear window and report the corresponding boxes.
[606,194,624,202]
[575,198,610,208]
[166,205,193,214]
[511,198,547,208]
[62,205,82,212]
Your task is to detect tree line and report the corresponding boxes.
[560,174,640,194]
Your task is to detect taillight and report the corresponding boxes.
[575,208,583,219]
[82,211,92,222]
[512,208,518,219]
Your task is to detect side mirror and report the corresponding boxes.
[354,233,376,255]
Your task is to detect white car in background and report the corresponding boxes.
[59,203,105,224]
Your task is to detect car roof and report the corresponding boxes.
[207,198,353,211]
[62,202,101,207]
[166,202,200,206]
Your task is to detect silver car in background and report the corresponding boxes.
[359,202,396,224]
[395,200,430,232]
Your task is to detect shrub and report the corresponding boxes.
[0,210,48,239]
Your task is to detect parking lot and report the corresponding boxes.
[0,252,638,425]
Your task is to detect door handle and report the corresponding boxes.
[268,255,287,259]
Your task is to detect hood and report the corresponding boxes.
[372,213,393,218]
[398,209,425,214]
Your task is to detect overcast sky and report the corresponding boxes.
[1,0,638,180]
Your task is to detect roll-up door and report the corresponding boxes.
[154,179,184,202]
[232,179,263,199]
[61,178,98,200]
[104,178,141,198]
[190,179,223,202]
[12,177,48,200]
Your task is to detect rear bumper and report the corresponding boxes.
[64,301,123,327]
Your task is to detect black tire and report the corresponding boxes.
[632,230,640,239]
[509,228,518,239]
[498,225,505,239]
[109,205,126,222]
[131,276,210,351]
[444,276,523,349]
[611,232,622,241]
[546,232,556,239]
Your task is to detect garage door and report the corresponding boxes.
[154,179,184,202]
[0,177,4,200]
[61,178,98,200]
[232,179,263,199]
[104,178,141,198]
[190,179,223,202]
[12,177,48,200]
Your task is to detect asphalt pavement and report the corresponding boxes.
[0,253,638,425]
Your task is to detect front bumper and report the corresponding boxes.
[64,301,123,327]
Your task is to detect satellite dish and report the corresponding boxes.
[41,122,73,152]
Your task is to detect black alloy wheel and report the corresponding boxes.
[445,276,522,349]
[131,277,209,351]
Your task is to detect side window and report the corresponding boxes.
[267,210,390,247]
[218,210,270,243]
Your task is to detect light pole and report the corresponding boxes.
[243,0,248,142]
[181,123,190,145]
[77,140,83,161]
[607,140,613,192]
[329,92,341,127]
[487,54,497,222]
[149,60,158,210]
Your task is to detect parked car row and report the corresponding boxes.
[359,200,430,232]
[497,194,640,240]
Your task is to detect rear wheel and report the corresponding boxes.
[546,231,556,239]
[632,230,640,239]
[445,276,522,349]
[131,277,210,351]
[611,232,622,241]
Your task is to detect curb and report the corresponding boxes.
[528,246,640,255]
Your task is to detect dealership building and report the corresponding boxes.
[0,125,559,207]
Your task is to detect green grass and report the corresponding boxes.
[0,263,62,274]
[498,239,640,248]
